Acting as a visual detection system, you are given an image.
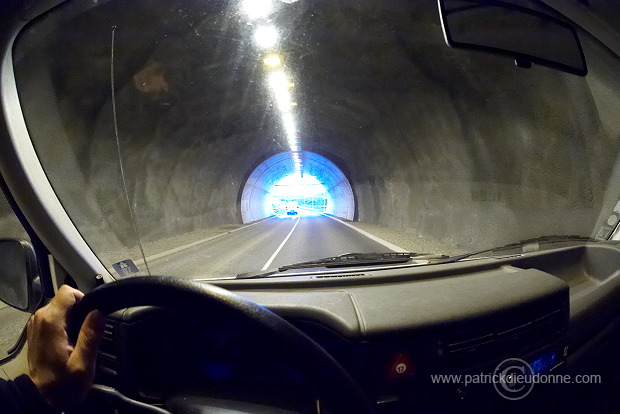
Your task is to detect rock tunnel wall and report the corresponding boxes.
[10,0,620,261]
[335,72,611,247]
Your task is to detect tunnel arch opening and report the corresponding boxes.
[240,152,355,223]
[268,174,330,217]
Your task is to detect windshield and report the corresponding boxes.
[11,0,620,279]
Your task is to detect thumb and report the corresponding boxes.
[69,310,105,373]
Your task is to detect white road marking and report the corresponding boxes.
[324,214,408,253]
[127,216,276,269]
[261,217,301,270]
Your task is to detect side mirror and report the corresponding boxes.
[0,239,42,312]
[438,0,587,76]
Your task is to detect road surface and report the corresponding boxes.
[147,215,403,279]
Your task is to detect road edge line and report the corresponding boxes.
[114,216,275,271]
[324,214,408,253]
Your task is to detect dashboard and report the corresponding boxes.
[93,243,620,413]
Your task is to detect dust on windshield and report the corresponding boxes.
[12,0,620,279]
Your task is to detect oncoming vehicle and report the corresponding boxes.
[1,0,620,413]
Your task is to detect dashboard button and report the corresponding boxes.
[387,353,414,379]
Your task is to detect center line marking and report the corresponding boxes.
[262,217,301,270]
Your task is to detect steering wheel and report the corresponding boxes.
[68,276,376,414]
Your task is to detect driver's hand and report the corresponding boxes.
[27,285,105,411]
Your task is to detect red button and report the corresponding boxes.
[387,353,413,379]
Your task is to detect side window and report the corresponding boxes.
[0,190,32,358]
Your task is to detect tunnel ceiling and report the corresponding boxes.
[15,0,620,252]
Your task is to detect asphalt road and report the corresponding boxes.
[148,215,402,279]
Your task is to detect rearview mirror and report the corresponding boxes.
[0,239,42,312]
[438,0,587,76]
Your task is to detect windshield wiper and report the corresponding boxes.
[278,252,446,270]
[236,252,448,279]
[236,235,595,279]
[428,234,596,265]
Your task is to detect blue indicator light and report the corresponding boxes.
[529,352,558,374]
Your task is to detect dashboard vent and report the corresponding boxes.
[96,319,120,386]
[99,320,118,361]
[442,308,565,366]
[314,273,369,279]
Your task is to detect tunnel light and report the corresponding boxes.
[268,70,287,86]
[282,113,295,134]
[241,0,273,20]
[263,55,282,67]
[268,70,295,113]
[275,91,291,113]
[268,71,290,95]
[265,69,304,172]
[254,25,279,49]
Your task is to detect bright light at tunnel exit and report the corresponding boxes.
[267,174,332,217]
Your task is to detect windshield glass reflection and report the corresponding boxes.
[12,0,620,279]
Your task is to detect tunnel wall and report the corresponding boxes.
[240,152,355,223]
[286,7,620,251]
[12,0,620,261]
[332,64,617,249]
[302,152,356,220]
[240,153,291,222]
[15,50,269,261]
